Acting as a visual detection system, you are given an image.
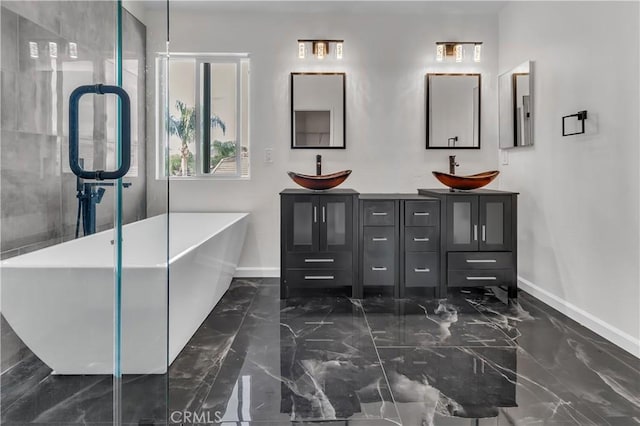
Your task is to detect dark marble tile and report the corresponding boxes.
[362,293,515,348]
[169,279,260,412]
[2,373,165,424]
[379,345,614,425]
[194,296,401,424]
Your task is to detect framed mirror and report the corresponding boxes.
[499,61,533,148]
[291,72,345,149]
[426,73,481,149]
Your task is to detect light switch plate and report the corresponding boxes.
[501,150,509,165]
[264,148,273,163]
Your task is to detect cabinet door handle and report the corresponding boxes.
[473,358,477,374]
[372,237,388,242]
[466,276,497,281]
[413,237,429,242]
[304,258,334,263]
[313,206,317,223]
[482,225,486,242]
[322,206,326,223]
[473,225,478,241]
[413,212,430,216]
[371,266,387,271]
[414,268,430,273]
[466,259,496,263]
[481,359,485,373]
[304,275,334,280]
[371,212,388,216]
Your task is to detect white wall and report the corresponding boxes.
[145,6,500,276]
[498,1,639,355]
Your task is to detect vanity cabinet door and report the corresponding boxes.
[284,195,319,252]
[446,196,479,251]
[320,195,353,252]
[479,196,512,251]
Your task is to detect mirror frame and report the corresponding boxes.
[499,60,533,149]
[291,72,346,149]
[426,73,481,150]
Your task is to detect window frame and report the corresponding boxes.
[157,52,250,180]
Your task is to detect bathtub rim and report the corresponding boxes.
[0,212,250,269]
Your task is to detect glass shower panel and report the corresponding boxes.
[0,1,169,424]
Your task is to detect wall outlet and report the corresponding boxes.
[264,148,273,163]
[501,150,509,165]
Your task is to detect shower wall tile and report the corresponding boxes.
[0,131,62,251]
[16,71,55,135]
[1,5,146,251]
[2,1,61,37]
[1,8,18,72]
[1,71,18,130]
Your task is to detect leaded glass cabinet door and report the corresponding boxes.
[446,195,479,251]
[479,195,512,251]
[320,195,353,252]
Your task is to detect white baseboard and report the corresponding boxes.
[518,276,640,359]
[234,267,280,278]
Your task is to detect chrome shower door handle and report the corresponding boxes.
[69,84,131,180]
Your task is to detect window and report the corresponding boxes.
[157,54,249,178]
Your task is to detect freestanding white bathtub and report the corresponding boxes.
[1,212,248,375]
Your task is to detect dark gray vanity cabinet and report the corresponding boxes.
[359,195,440,297]
[280,189,359,298]
[418,189,518,297]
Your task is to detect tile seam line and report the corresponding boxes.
[360,302,403,426]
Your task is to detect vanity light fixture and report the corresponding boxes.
[435,42,483,63]
[297,39,344,60]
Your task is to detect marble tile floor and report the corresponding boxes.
[1,278,639,425]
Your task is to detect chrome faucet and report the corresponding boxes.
[449,155,459,175]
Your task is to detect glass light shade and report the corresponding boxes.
[298,42,305,59]
[436,44,444,62]
[29,41,39,58]
[336,42,343,59]
[455,44,463,62]
[474,44,482,62]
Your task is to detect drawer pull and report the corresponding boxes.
[414,268,430,273]
[413,212,430,216]
[371,266,388,271]
[466,276,497,281]
[304,258,334,263]
[371,212,388,216]
[413,237,430,242]
[372,237,388,242]
[304,275,334,280]
[466,259,496,263]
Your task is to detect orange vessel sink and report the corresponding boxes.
[287,170,352,191]
[432,170,500,191]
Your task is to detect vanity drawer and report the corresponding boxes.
[447,269,511,287]
[285,269,352,288]
[404,227,439,252]
[448,252,513,270]
[363,227,395,254]
[362,201,395,226]
[286,252,352,269]
[363,259,395,286]
[404,252,439,287]
[404,201,439,227]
